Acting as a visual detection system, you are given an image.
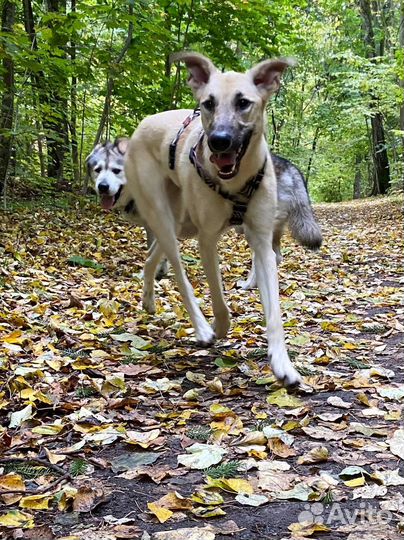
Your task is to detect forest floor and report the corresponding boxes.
[0,196,403,540]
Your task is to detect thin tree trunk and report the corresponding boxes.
[359,0,391,195]
[399,0,404,190]
[306,127,320,185]
[0,1,16,196]
[23,0,49,179]
[70,0,79,187]
[93,1,134,147]
[45,0,69,186]
[354,154,362,199]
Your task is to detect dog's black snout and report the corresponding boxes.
[208,131,233,153]
[98,182,109,194]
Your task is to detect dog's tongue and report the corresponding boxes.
[211,152,236,168]
[100,195,115,211]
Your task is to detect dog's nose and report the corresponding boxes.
[98,182,109,194]
[208,131,232,153]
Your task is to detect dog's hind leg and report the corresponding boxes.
[145,226,169,280]
[198,235,230,339]
[142,239,164,314]
[148,222,215,345]
[244,225,301,387]
[238,253,257,290]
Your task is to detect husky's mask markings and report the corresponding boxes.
[86,139,128,211]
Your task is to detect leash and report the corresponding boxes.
[169,108,201,170]
[189,133,266,226]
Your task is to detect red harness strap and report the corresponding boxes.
[168,109,201,170]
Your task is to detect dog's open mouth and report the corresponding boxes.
[210,151,239,180]
[209,132,252,181]
[100,186,123,211]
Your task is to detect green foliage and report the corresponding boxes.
[67,256,104,270]
[4,462,53,479]
[187,425,212,442]
[69,459,89,477]
[0,0,402,202]
[205,460,241,478]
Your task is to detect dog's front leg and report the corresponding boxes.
[244,226,301,387]
[198,235,230,339]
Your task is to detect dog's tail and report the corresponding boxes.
[288,203,323,250]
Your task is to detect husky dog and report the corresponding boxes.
[121,52,308,386]
[238,154,322,289]
[86,140,322,288]
[86,139,169,279]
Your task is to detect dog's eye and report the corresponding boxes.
[202,98,215,112]
[94,166,102,173]
[112,168,122,175]
[237,98,251,110]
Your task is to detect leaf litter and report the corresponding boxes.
[0,197,403,539]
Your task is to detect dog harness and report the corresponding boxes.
[169,108,201,170]
[169,110,266,226]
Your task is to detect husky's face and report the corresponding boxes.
[86,138,129,210]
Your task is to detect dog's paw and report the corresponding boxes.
[237,277,257,290]
[156,259,169,280]
[195,326,216,347]
[269,348,302,388]
[142,290,156,314]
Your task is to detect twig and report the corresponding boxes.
[0,456,67,476]
[0,472,70,495]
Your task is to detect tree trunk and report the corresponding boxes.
[0,1,16,195]
[23,0,49,179]
[398,0,404,153]
[93,1,134,147]
[359,0,391,195]
[45,0,69,186]
[70,0,79,187]
[354,154,362,199]
[306,127,320,185]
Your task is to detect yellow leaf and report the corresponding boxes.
[154,491,193,511]
[0,510,34,528]
[147,502,173,523]
[248,449,268,460]
[20,494,52,510]
[344,476,366,487]
[289,521,330,536]
[209,404,235,418]
[206,477,253,494]
[1,330,25,344]
[0,473,25,492]
[32,424,63,435]
[192,506,226,517]
[297,446,329,465]
[44,448,66,464]
[267,388,303,408]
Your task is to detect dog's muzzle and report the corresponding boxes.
[98,185,123,211]
[208,129,253,181]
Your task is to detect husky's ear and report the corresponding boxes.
[249,58,295,100]
[170,51,218,96]
[115,137,129,155]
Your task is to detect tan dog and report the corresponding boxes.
[124,52,301,387]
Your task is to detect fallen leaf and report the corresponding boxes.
[177,443,226,469]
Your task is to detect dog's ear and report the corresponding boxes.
[249,58,295,99]
[170,51,217,95]
[114,137,129,155]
